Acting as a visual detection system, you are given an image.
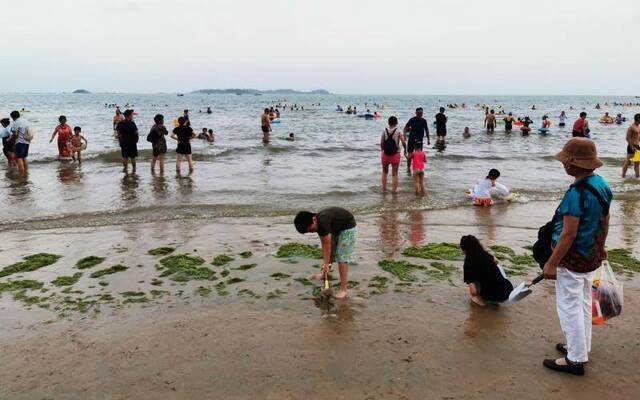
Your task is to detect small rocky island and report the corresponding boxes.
[72,89,91,94]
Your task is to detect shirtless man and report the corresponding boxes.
[622,113,640,178]
[484,109,496,134]
[261,108,271,143]
[113,108,124,139]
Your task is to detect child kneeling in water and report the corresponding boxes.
[294,207,357,299]
[470,168,510,206]
[460,235,513,306]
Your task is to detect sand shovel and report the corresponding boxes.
[508,274,544,302]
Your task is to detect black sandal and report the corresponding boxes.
[543,357,585,376]
[556,343,568,356]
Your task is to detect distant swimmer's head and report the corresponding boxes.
[154,114,164,124]
[183,109,189,115]
[415,107,423,117]
[58,115,67,124]
[487,169,501,180]
[490,109,495,114]
[508,112,512,116]
[605,112,609,116]
[635,113,640,123]
[294,211,317,234]
[10,111,20,120]
[440,107,445,113]
[542,115,548,120]
[580,112,587,118]
[264,108,270,113]
[288,132,295,139]
[0,118,10,127]
[208,129,214,134]
[177,116,186,126]
[115,109,121,115]
[123,109,134,120]
[388,116,398,126]
[202,128,208,133]
[73,126,81,133]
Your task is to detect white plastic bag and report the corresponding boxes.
[592,261,623,325]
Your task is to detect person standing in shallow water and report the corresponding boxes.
[261,108,271,143]
[622,113,640,179]
[403,107,430,174]
[380,116,404,194]
[113,108,124,139]
[435,107,447,143]
[171,116,195,174]
[484,109,496,134]
[116,109,139,173]
[572,112,590,138]
[542,138,612,376]
[294,207,357,299]
[148,114,168,174]
[49,115,72,159]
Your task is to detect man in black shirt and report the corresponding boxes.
[435,107,447,143]
[294,207,357,299]
[116,109,139,173]
[404,107,430,173]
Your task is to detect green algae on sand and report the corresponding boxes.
[424,262,458,281]
[378,260,425,282]
[90,264,128,279]
[76,256,106,270]
[608,249,640,274]
[158,254,216,282]
[214,281,229,296]
[238,288,260,298]
[148,247,176,256]
[196,286,212,296]
[51,273,82,287]
[402,243,463,261]
[234,263,257,271]
[490,245,516,258]
[270,272,291,280]
[0,253,62,278]
[239,251,253,259]
[226,277,245,285]
[212,254,234,266]
[120,291,145,297]
[276,242,322,259]
[294,277,313,286]
[0,279,44,292]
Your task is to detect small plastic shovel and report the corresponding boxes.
[508,274,544,302]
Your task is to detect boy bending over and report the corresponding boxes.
[294,207,357,299]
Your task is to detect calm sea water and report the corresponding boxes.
[0,93,639,229]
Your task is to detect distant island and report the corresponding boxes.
[191,88,331,95]
[72,89,91,94]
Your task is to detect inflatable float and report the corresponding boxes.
[538,128,550,134]
[271,119,281,124]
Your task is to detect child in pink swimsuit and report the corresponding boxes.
[407,142,427,194]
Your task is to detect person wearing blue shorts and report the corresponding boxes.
[10,111,30,172]
[294,207,357,299]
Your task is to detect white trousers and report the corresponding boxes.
[555,267,595,363]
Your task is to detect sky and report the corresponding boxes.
[1,0,638,95]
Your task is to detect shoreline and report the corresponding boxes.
[1,202,639,399]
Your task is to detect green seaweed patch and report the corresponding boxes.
[239,251,253,259]
[424,262,458,281]
[368,275,390,290]
[220,269,230,278]
[0,279,44,292]
[215,281,229,296]
[226,277,245,285]
[148,246,176,256]
[266,289,286,300]
[150,289,169,297]
[61,296,97,313]
[151,278,163,286]
[378,259,425,282]
[158,254,216,282]
[294,277,313,286]
[348,280,360,288]
[280,259,299,264]
[90,264,128,278]
[234,263,257,271]
[504,265,528,276]
[270,272,291,280]
[212,254,234,266]
[511,254,536,266]
[98,281,109,287]
[238,288,260,298]
[490,245,516,258]
[13,290,43,306]
[76,256,106,270]
[98,294,114,302]
[0,253,62,278]
[608,249,640,273]
[120,291,145,297]
[402,243,463,261]
[196,286,212,296]
[123,297,149,304]
[51,273,82,287]
[276,242,322,259]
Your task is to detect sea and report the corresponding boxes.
[1,93,639,230]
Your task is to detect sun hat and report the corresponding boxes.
[554,138,603,169]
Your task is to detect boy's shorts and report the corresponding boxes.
[331,227,357,264]
[412,168,424,176]
[14,143,29,159]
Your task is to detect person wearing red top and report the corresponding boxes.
[49,115,73,158]
[572,112,590,137]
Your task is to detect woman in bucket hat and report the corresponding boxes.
[542,138,613,375]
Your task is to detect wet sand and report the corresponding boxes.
[1,201,639,399]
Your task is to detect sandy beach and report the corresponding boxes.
[1,201,639,400]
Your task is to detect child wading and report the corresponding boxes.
[407,142,427,195]
[69,126,88,163]
[460,235,513,306]
[294,207,357,299]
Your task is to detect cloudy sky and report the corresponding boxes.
[1,0,638,94]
